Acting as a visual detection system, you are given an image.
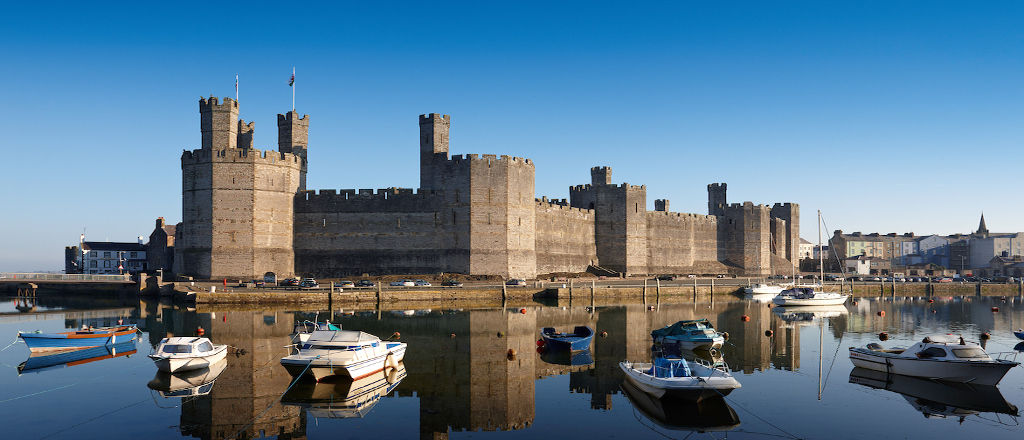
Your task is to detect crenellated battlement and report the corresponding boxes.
[419,113,449,123]
[295,187,442,213]
[535,198,592,214]
[445,153,534,166]
[199,96,238,111]
[648,210,718,223]
[181,148,303,166]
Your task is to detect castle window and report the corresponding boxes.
[398,219,402,229]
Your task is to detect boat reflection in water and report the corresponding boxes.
[772,305,848,326]
[619,378,740,433]
[539,348,594,366]
[17,340,138,375]
[148,359,228,398]
[849,367,1019,422]
[282,363,407,419]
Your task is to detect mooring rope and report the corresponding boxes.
[37,396,152,440]
[0,333,22,353]
[224,358,314,440]
[0,348,154,404]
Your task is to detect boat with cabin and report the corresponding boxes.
[619,357,741,400]
[848,334,1019,385]
[18,325,140,353]
[849,367,1018,422]
[148,358,228,398]
[280,330,407,382]
[149,337,229,373]
[651,319,725,351]
[771,287,848,306]
[540,326,594,351]
[282,363,406,419]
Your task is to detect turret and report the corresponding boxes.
[419,113,450,190]
[708,183,727,217]
[278,110,309,190]
[200,96,238,150]
[591,166,612,186]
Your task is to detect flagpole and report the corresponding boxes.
[235,74,239,102]
[292,67,296,111]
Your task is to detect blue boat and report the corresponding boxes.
[651,319,724,351]
[540,326,594,351]
[1014,330,1024,340]
[18,340,139,374]
[18,325,140,353]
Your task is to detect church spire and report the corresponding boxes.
[976,213,989,237]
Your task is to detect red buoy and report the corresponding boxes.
[197,326,205,336]
[879,332,888,341]
[877,311,885,317]
[852,301,858,305]
[992,307,999,313]
[928,299,934,303]
[536,339,545,347]
[520,308,527,314]
[932,310,937,313]
[741,315,750,322]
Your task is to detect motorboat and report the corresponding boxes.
[771,287,848,306]
[149,337,229,373]
[18,340,138,375]
[743,283,785,295]
[280,330,407,382]
[1014,329,1024,340]
[540,326,594,351]
[291,320,341,346]
[18,325,140,353]
[148,358,228,398]
[848,334,1019,385]
[282,363,406,419]
[620,379,740,432]
[619,357,741,400]
[848,367,1019,421]
[651,319,724,350]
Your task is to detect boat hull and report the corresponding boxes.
[849,348,1017,385]
[151,344,229,373]
[282,344,406,382]
[18,326,139,353]
[619,361,740,400]
[772,295,848,306]
[541,326,594,351]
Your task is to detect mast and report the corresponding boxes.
[818,210,824,286]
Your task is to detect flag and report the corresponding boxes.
[288,73,295,87]
[235,74,238,92]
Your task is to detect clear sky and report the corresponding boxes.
[2,1,1021,272]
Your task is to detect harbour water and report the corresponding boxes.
[1,295,1023,439]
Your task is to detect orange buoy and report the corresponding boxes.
[877,311,885,317]
[852,301,858,305]
[600,331,608,337]
[197,326,205,336]
[450,333,456,338]
[520,308,527,314]
[508,348,518,356]
[928,299,934,303]
[879,332,889,341]
[392,332,401,339]
[932,310,937,313]
[536,339,545,347]
[765,330,774,337]
[992,307,999,313]
[741,315,750,322]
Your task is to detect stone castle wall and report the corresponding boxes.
[534,200,598,274]
[645,211,719,273]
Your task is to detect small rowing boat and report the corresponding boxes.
[18,325,140,353]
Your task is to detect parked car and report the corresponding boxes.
[334,280,355,288]
[936,277,953,283]
[280,278,300,286]
[442,279,464,287]
[390,279,415,287]
[250,279,265,287]
[716,274,726,278]
[356,280,375,287]
[506,279,527,286]
[299,278,319,288]
[414,279,431,286]
[656,275,676,281]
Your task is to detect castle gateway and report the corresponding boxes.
[176,97,798,280]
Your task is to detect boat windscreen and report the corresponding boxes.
[951,348,989,359]
[653,357,691,378]
[161,344,192,354]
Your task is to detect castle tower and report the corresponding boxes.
[420,113,450,190]
[708,183,727,217]
[278,111,309,191]
[180,97,304,280]
[771,203,800,265]
[591,166,612,186]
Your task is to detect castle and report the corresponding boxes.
[176,97,799,280]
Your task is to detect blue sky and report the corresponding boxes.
[2,2,1022,272]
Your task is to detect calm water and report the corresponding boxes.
[2,295,1023,440]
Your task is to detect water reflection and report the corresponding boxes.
[281,363,407,419]
[619,378,741,432]
[148,358,228,398]
[539,348,594,366]
[772,305,849,326]
[849,367,1019,422]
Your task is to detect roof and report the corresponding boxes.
[82,242,145,251]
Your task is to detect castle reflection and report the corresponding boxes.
[134,298,851,440]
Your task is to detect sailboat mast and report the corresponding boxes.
[818,210,824,283]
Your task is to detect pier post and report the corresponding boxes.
[643,279,647,304]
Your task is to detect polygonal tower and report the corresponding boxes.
[179,97,305,280]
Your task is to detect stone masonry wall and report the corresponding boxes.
[645,211,719,274]
[534,201,597,275]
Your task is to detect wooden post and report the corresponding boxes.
[643,279,647,304]
[591,279,596,309]
[656,278,661,303]
[710,278,715,303]
[693,278,698,303]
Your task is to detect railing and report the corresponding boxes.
[0,273,132,282]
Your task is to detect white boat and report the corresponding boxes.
[147,358,228,398]
[290,320,340,346]
[149,337,229,373]
[773,305,849,326]
[280,330,407,382]
[848,334,1019,385]
[619,357,741,400]
[772,287,848,306]
[743,283,785,295]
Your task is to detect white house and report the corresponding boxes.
[81,239,147,274]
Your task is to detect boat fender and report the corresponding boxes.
[536,339,545,347]
[764,330,774,337]
[852,301,858,305]
[385,354,398,370]
[722,332,729,341]
[536,347,544,354]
